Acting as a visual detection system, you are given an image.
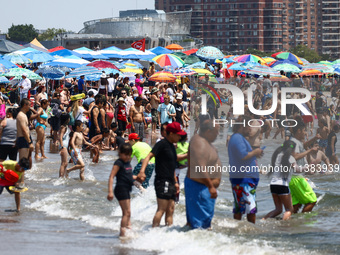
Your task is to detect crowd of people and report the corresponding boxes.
[0,62,340,238]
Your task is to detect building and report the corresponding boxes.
[156,0,340,57]
[54,9,194,50]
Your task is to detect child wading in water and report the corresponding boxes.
[66,120,96,180]
[264,140,306,220]
[107,143,143,237]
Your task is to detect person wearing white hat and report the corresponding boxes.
[18,73,31,100]
[99,73,108,96]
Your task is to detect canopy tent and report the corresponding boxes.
[0,39,24,54]
[48,46,66,53]
[29,38,47,50]
[99,46,122,58]
[73,47,108,60]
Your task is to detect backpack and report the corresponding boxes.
[68,111,81,126]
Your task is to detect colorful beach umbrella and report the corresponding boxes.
[270,76,291,82]
[153,54,184,68]
[87,60,119,70]
[165,44,184,50]
[245,65,280,77]
[272,63,301,73]
[183,48,198,55]
[192,68,214,76]
[299,69,323,76]
[263,57,276,63]
[302,64,334,73]
[318,61,333,66]
[234,54,266,64]
[148,71,176,82]
[1,68,42,80]
[271,52,303,65]
[196,46,224,62]
[173,68,197,77]
[120,67,143,75]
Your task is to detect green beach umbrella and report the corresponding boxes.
[1,68,42,80]
[184,55,201,65]
[272,63,301,73]
[172,52,187,60]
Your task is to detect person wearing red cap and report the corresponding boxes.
[137,122,187,227]
[128,133,155,188]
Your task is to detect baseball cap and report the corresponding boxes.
[128,133,140,140]
[176,93,183,100]
[166,122,187,136]
[118,97,125,102]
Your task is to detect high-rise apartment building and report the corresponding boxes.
[155,0,340,57]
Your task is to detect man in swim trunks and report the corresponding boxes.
[185,117,221,229]
[130,97,147,141]
[228,115,264,224]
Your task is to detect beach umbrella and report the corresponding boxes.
[0,76,9,83]
[1,68,42,80]
[24,51,55,63]
[245,65,281,77]
[199,76,219,83]
[117,48,156,60]
[272,63,301,73]
[107,60,125,69]
[0,63,9,74]
[49,49,82,59]
[101,68,122,76]
[228,61,261,71]
[137,60,162,70]
[263,57,276,63]
[149,46,173,55]
[3,53,31,64]
[299,69,324,76]
[87,60,119,70]
[234,54,266,64]
[120,67,143,74]
[302,64,334,73]
[36,66,67,80]
[192,68,214,76]
[153,54,184,68]
[172,52,187,60]
[222,56,236,63]
[122,60,143,68]
[186,62,214,71]
[165,44,184,50]
[269,59,302,69]
[173,68,197,77]
[67,66,101,78]
[183,48,198,55]
[196,46,224,62]
[332,59,340,65]
[299,57,310,65]
[318,61,333,66]
[0,58,22,69]
[148,71,176,82]
[271,52,303,65]
[184,55,201,65]
[270,76,291,82]
[13,47,41,55]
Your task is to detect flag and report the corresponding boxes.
[131,38,146,52]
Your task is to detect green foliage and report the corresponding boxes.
[290,45,322,63]
[7,24,38,42]
[38,28,67,41]
[245,48,268,57]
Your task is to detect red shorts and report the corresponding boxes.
[302,115,313,123]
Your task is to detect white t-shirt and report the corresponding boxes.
[270,152,296,186]
[290,137,307,166]
[74,107,85,121]
[107,77,115,92]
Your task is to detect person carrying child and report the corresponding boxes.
[107,143,143,237]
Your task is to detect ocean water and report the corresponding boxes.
[0,123,339,255]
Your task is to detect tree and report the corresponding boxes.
[39,28,67,41]
[290,44,322,63]
[7,24,38,42]
[245,48,268,57]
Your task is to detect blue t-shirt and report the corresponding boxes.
[78,78,84,91]
[157,103,175,124]
[228,133,259,185]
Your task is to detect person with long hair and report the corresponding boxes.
[34,99,49,160]
[70,99,89,124]
[58,113,70,178]
[263,140,302,220]
[326,124,340,165]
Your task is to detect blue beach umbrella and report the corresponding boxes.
[24,51,55,63]
[0,76,9,83]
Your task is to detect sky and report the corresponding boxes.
[1,0,155,34]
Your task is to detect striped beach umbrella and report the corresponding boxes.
[148,71,177,82]
[153,54,184,68]
[173,68,197,77]
[234,54,266,64]
[272,52,303,65]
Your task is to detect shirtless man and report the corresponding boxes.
[130,97,147,141]
[306,142,332,174]
[185,117,222,229]
[150,88,160,134]
[16,98,34,186]
[246,112,263,149]
[66,120,95,180]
